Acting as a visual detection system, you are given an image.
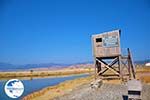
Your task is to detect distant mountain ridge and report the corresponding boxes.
[0,62,70,71]
[0,59,149,71]
[0,62,93,71]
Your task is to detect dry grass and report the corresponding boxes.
[0,68,94,79]
[136,66,150,73]
[135,67,150,84]
[136,66,150,84]
[140,76,150,83]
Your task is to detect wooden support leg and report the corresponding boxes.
[118,56,123,80]
[128,48,136,79]
[128,57,131,79]
[94,58,97,80]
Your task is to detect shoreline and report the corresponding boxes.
[22,67,150,100]
[0,68,93,79]
[22,75,94,100]
[22,75,123,100]
[0,73,90,81]
[0,66,149,79]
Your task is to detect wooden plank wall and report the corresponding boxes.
[92,30,121,58]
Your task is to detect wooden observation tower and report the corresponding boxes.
[92,30,136,80]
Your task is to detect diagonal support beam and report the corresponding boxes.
[99,58,119,73]
[96,58,120,75]
[121,59,128,70]
[99,57,119,75]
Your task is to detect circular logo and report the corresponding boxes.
[4,79,24,98]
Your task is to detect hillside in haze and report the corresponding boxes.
[0,62,69,71]
[0,59,149,71]
[0,62,93,71]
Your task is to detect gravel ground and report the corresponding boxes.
[54,83,150,100]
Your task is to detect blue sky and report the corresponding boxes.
[0,0,150,64]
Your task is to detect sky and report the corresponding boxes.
[0,0,150,64]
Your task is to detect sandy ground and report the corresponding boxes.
[54,83,150,100]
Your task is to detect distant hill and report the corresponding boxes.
[0,60,148,71]
[0,62,70,71]
[0,61,93,71]
[0,62,16,70]
[134,59,150,65]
